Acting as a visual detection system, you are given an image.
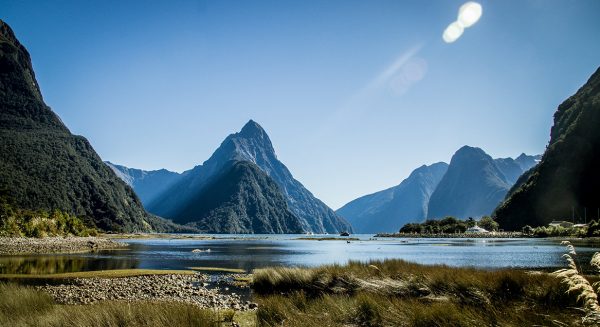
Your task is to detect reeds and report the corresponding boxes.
[554,241,600,325]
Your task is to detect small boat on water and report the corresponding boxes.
[339,231,350,236]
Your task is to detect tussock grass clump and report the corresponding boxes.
[0,283,54,321]
[253,259,583,326]
[554,241,600,325]
[354,293,383,326]
[0,283,227,327]
[253,259,556,301]
[252,266,337,295]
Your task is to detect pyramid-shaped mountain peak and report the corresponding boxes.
[238,119,267,138]
[147,118,352,234]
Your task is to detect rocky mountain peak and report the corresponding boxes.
[215,120,277,166]
[239,119,266,137]
[453,145,486,159]
[148,119,352,234]
[0,19,43,102]
[515,153,528,161]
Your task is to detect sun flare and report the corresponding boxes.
[458,2,483,28]
[443,1,482,43]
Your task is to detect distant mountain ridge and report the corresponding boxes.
[337,162,448,233]
[337,147,539,233]
[427,146,512,219]
[0,19,180,232]
[105,162,181,205]
[495,67,600,230]
[113,120,352,234]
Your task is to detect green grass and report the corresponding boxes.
[0,283,256,327]
[187,267,246,273]
[252,259,584,326]
[0,269,196,279]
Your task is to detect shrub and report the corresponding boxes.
[399,223,422,233]
[478,216,499,232]
[587,220,600,237]
[0,202,98,237]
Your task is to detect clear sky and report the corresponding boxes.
[2,0,599,209]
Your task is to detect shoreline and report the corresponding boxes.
[36,273,256,310]
[374,232,525,238]
[0,237,128,255]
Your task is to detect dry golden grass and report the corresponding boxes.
[554,241,600,325]
[0,283,211,327]
[252,259,583,326]
[0,283,257,327]
[188,267,246,273]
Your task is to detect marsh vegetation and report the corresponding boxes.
[251,259,589,326]
[0,283,256,327]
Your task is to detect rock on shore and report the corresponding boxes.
[0,237,127,255]
[38,273,257,310]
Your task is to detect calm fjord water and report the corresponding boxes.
[1,235,598,275]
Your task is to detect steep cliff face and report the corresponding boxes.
[148,120,352,234]
[0,20,175,232]
[427,146,511,219]
[337,163,448,233]
[495,67,600,230]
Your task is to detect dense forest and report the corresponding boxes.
[0,19,187,233]
[494,67,600,230]
[172,161,304,233]
[399,216,499,234]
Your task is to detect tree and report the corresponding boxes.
[466,217,476,228]
[399,223,422,234]
[587,220,600,237]
[478,216,499,231]
[522,225,534,235]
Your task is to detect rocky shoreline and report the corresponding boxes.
[0,237,127,255]
[374,232,525,238]
[37,273,257,311]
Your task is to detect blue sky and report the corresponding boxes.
[2,0,599,209]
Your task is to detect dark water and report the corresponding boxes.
[1,235,599,275]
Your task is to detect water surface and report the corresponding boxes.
[1,235,598,275]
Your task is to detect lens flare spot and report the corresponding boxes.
[458,2,483,28]
[443,21,464,43]
[388,57,428,95]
